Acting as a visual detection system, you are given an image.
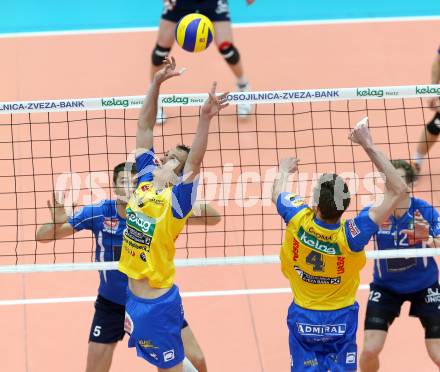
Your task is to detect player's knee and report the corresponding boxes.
[362,331,386,358]
[426,112,440,135]
[218,42,240,65]
[87,342,115,366]
[190,353,207,371]
[151,44,172,66]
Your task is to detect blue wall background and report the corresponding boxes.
[3,0,440,34]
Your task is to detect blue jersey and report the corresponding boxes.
[68,200,127,305]
[362,197,440,293]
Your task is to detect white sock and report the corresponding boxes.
[183,357,198,372]
[237,76,248,89]
[414,152,425,165]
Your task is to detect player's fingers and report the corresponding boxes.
[210,81,217,95]
[219,102,229,110]
[47,199,53,210]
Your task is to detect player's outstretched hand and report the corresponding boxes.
[279,157,299,174]
[201,82,229,119]
[401,210,430,245]
[153,56,185,85]
[246,0,256,4]
[349,117,374,149]
[47,192,68,224]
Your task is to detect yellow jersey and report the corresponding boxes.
[119,181,192,288]
[277,192,378,310]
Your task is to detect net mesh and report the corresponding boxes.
[1,86,439,269]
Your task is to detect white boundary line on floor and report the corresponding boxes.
[1,15,439,38]
[0,284,370,306]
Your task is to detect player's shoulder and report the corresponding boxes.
[411,197,436,215]
[80,199,112,216]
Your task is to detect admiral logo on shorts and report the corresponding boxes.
[297,323,347,337]
[163,349,175,362]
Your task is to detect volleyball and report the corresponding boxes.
[175,13,214,53]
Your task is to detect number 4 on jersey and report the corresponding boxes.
[306,251,325,272]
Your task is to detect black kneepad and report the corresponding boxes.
[219,42,240,65]
[364,315,391,332]
[426,112,440,135]
[151,44,172,66]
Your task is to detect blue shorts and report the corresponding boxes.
[287,302,359,372]
[124,285,185,368]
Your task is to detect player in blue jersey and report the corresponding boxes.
[359,159,440,371]
[36,162,220,372]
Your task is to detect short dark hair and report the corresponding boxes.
[391,159,416,184]
[313,173,351,220]
[176,144,190,154]
[112,162,136,184]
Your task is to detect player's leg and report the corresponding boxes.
[181,322,208,372]
[426,339,440,368]
[412,111,440,174]
[360,284,401,372]
[150,19,175,82]
[85,295,126,372]
[412,282,440,368]
[212,19,252,117]
[359,331,387,372]
[158,363,183,372]
[85,343,117,372]
[151,3,181,124]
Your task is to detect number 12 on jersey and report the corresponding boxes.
[306,251,325,272]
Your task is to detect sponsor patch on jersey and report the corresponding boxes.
[103,217,119,233]
[141,183,152,192]
[140,252,147,262]
[298,227,341,255]
[348,220,360,238]
[294,266,341,285]
[297,323,346,336]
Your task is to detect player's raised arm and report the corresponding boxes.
[188,202,222,225]
[349,117,407,226]
[137,56,184,151]
[182,82,228,184]
[36,192,74,242]
[271,157,299,204]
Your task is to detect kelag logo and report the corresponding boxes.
[161,95,189,105]
[298,227,341,255]
[416,86,440,95]
[356,88,384,98]
[101,98,129,107]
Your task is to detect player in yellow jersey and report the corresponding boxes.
[272,118,408,371]
[119,56,228,372]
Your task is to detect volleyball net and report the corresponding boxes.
[1,84,440,274]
